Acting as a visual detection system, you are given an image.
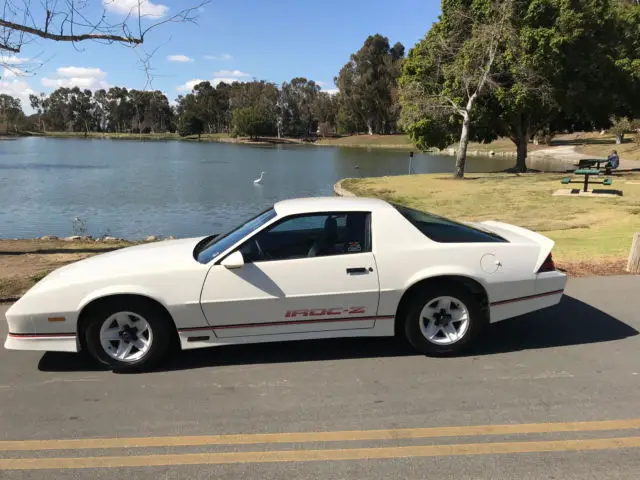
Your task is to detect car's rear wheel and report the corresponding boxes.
[84,299,174,372]
[404,285,485,356]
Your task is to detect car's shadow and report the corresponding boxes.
[38,295,638,373]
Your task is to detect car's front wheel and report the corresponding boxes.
[404,285,485,356]
[84,299,174,372]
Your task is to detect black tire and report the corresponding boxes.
[404,284,485,356]
[84,298,175,372]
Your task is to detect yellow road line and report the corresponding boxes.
[1,419,640,452]
[2,436,640,470]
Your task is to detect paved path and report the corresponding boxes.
[1,276,639,478]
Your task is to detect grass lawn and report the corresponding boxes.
[573,132,640,161]
[343,172,640,269]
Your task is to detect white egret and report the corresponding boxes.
[253,171,265,184]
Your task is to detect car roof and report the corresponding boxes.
[273,196,393,216]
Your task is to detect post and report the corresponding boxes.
[627,233,640,273]
[409,151,414,175]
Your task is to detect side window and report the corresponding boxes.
[239,212,370,262]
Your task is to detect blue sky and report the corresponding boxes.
[1,0,440,113]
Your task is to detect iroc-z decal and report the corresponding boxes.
[285,307,366,318]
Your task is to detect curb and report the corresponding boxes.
[333,179,357,197]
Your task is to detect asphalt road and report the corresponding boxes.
[1,275,639,479]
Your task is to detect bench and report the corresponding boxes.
[560,169,613,192]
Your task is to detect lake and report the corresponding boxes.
[0,137,514,239]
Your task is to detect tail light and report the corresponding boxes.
[538,253,556,273]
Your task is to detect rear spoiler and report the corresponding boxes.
[477,221,555,273]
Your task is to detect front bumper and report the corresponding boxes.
[5,333,79,352]
[4,297,80,353]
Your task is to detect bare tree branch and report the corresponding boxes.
[0,39,18,50]
[0,0,209,54]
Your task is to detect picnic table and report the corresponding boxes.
[561,168,612,192]
[578,158,613,169]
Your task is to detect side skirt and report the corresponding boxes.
[178,317,396,350]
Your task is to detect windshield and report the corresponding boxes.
[195,207,277,264]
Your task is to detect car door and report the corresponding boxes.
[199,212,381,338]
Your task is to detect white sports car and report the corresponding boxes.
[5,197,566,371]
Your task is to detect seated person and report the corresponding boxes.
[606,150,620,173]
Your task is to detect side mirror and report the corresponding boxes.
[221,250,244,269]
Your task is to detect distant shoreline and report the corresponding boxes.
[25,131,471,154]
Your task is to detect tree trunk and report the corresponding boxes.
[455,113,471,179]
[367,120,373,136]
[514,136,528,172]
[616,134,624,144]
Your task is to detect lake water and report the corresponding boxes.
[0,137,514,239]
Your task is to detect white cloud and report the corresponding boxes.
[204,53,233,61]
[176,79,205,92]
[41,66,109,90]
[0,77,35,111]
[0,55,29,65]
[3,68,17,78]
[167,54,193,63]
[213,70,250,78]
[103,0,168,18]
[56,66,106,79]
[316,81,338,94]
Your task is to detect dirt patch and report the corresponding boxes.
[556,258,630,277]
[0,239,132,299]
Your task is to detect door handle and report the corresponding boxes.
[346,267,369,275]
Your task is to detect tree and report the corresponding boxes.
[317,122,333,138]
[232,106,276,139]
[612,1,640,115]
[93,89,109,132]
[0,94,24,133]
[29,93,47,132]
[178,112,205,138]
[609,116,633,144]
[335,34,404,135]
[75,89,95,135]
[495,0,638,171]
[278,78,320,137]
[105,87,133,133]
[312,92,338,129]
[400,0,515,178]
[403,0,638,174]
[0,1,207,59]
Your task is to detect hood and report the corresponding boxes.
[32,237,205,291]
